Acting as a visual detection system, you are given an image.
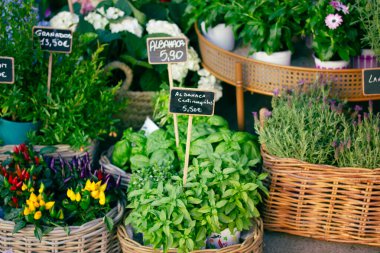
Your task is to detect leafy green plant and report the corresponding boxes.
[355,0,380,56]
[306,0,360,61]
[28,35,125,149]
[256,80,380,169]
[225,0,308,54]
[117,111,267,252]
[0,0,46,122]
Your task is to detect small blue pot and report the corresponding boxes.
[0,118,38,145]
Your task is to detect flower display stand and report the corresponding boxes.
[195,24,380,130]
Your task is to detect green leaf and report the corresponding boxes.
[130,155,150,170]
[64,225,70,236]
[115,0,132,15]
[159,210,166,222]
[112,139,131,168]
[195,227,206,242]
[198,206,211,214]
[216,200,228,208]
[186,238,195,251]
[34,226,43,241]
[13,220,26,234]
[103,216,114,232]
[258,173,268,180]
[223,168,237,175]
[42,226,54,236]
[222,189,235,198]
[219,213,233,223]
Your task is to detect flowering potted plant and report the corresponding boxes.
[0,0,45,145]
[0,144,124,252]
[186,0,235,51]
[306,0,360,69]
[225,0,308,66]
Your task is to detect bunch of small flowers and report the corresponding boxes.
[306,0,360,61]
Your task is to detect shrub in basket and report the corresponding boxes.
[0,144,123,242]
[113,114,267,252]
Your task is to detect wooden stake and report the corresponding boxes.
[168,63,180,147]
[47,52,53,97]
[235,62,245,130]
[68,0,74,14]
[183,115,193,186]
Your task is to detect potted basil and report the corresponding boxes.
[0,0,45,145]
[186,0,235,51]
[225,0,308,65]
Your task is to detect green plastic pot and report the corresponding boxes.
[0,118,38,145]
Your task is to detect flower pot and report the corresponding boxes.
[0,118,38,145]
[200,22,235,51]
[251,50,292,66]
[314,55,349,70]
[352,49,378,69]
[206,228,241,249]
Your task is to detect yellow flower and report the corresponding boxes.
[39,183,45,194]
[99,191,106,205]
[58,209,64,220]
[95,181,102,189]
[37,194,43,201]
[75,192,81,202]
[84,179,92,191]
[29,187,35,192]
[99,183,107,193]
[30,193,38,202]
[34,211,42,220]
[67,188,76,202]
[91,190,100,199]
[28,203,36,212]
[22,183,28,191]
[45,201,55,210]
[23,207,31,216]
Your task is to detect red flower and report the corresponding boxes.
[10,185,17,191]
[34,156,40,165]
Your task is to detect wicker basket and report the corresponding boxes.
[0,202,124,253]
[195,24,380,102]
[100,146,131,190]
[117,218,263,253]
[105,61,156,130]
[260,107,380,246]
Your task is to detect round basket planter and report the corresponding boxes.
[117,218,264,253]
[99,146,131,190]
[0,202,124,253]
[261,148,380,247]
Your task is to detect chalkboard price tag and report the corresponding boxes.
[363,68,380,95]
[33,26,73,53]
[0,57,14,84]
[147,37,188,64]
[170,88,215,116]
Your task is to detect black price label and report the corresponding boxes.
[33,26,73,53]
[363,68,380,95]
[170,88,215,116]
[0,57,14,84]
[147,37,188,64]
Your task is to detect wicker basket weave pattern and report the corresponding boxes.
[195,24,380,102]
[0,203,124,253]
[262,148,380,246]
[117,218,263,253]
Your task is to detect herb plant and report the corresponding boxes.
[256,80,380,169]
[119,113,267,252]
[0,0,46,122]
[225,0,308,54]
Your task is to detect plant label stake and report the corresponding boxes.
[169,88,215,185]
[0,57,14,84]
[363,68,380,95]
[32,26,73,96]
[67,0,74,14]
[147,37,188,147]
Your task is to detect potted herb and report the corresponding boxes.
[0,0,45,145]
[353,0,379,68]
[114,113,267,252]
[186,0,235,51]
[306,0,360,69]
[0,144,123,252]
[225,0,308,65]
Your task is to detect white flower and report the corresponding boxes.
[109,17,143,37]
[146,20,184,37]
[97,6,106,16]
[85,12,109,30]
[171,63,189,83]
[106,7,125,20]
[50,11,79,31]
[186,47,200,71]
[197,68,223,101]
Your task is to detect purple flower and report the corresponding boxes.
[264,110,272,118]
[330,1,349,14]
[325,14,343,30]
[273,88,280,96]
[369,100,373,114]
[354,105,363,112]
[358,114,362,124]
[330,1,340,9]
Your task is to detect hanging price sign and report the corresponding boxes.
[0,57,14,84]
[147,37,188,64]
[33,26,73,53]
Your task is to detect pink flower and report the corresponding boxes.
[73,0,94,14]
[325,14,343,30]
[329,1,349,14]
[329,1,340,9]
[339,3,349,14]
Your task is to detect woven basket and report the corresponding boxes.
[100,146,131,190]
[105,61,156,129]
[117,218,263,253]
[260,110,380,246]
[0,143,97,162]
[0,202,124,253]
[195,24,380,102]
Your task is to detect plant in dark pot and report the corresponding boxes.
[0,0,46,145]
[225,0,308,65]
[306,0,361,69]
[186,0,235,51]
